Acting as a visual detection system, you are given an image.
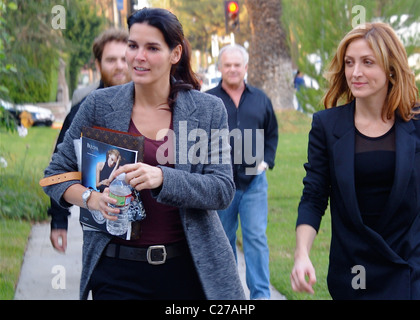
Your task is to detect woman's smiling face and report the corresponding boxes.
[344,38,388,103]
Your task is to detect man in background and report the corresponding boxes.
[49,28,130,252]
[293,70,306,112]
[206,44,278,300]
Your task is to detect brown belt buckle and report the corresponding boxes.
[147,245,167,265]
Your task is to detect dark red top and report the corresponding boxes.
[112,120,185,246]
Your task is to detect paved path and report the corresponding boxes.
[14,206,83,299]
[14,206,286,300]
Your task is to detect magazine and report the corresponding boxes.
[79,136,138,240]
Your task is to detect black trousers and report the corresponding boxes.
[89,247,206,300]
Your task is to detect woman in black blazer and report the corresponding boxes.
[291,22,420,299]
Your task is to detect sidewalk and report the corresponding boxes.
[14,206,286,300]
[14,206,82,300]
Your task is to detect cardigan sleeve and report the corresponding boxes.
[43,93,97,208]
[296,112,331,232]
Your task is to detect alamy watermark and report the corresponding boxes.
[51,5,66,30]
[351,265,366,290]
[51,265,66,290]
[154,122,265,175]
[352,5,366,29]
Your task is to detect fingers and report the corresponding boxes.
[98,188,119,221]
[113,163,163,191]
[290,265,316,294]
[50,229,67,253]
[113,162,139,179]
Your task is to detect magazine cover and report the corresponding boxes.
[79,136,138,240]
[82,126,144,162]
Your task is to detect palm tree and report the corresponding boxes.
[244,0,294,110]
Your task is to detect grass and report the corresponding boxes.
[267,110,331,300]
[0,125,59,299]
[0,220,32,299]
[0,126,58,220]
[237,110,332,300]
[0,126,58,177]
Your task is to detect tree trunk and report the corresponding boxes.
[244,0,294,110]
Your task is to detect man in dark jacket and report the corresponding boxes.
[49,28,130,252]
[206,44,278,299]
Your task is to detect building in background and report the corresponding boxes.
[94,0,143,29]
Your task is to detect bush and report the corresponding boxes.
[0,173,49,221]
[0,126,58,221]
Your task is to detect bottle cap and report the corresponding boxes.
[117,173,126,180]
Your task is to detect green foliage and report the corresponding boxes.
[0,106,17,133]
[0,124,58,300]
[63,0,107,95]
[267,110,332,299]
[0,1,18,132]
[0,174,50,221]
[0,219,32,300]
[0,0,107,104]
[0,126,59,221]
[151,0,225,53]
[2,49,59,103]
[297,87,325,113]
[0,0,65,103]
[0,0,17,100]
[150,0,251,66]
[283,0,420,111]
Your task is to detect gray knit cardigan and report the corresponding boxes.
[43,82,245,300]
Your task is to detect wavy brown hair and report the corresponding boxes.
[127,7,201,108]
[323,22,419,121]
[92,28,128,62]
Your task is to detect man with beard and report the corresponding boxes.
[49,28,131,252]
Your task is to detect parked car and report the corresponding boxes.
[0,99,54,127]
[0,98,14,111]
[17,104,54,127]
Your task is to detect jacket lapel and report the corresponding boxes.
[374,117,416,232]
[332,101,365,228]
[332,104,415,263]
[104,82,135,132]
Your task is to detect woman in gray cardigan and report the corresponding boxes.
[43,7,245,300]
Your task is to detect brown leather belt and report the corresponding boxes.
[103,242,189,265]
[39,172,81,187]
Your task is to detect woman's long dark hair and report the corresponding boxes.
[127,8,201,107]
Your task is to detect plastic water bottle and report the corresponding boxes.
[107,173,132,235]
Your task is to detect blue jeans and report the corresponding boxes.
[218,172,270,299]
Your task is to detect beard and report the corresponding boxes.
[101,71,130,87]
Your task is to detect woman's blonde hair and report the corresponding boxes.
[323,22,419,121]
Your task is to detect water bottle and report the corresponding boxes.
[107,173,132,235]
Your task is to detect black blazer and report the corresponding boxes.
[297,101,420,299]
